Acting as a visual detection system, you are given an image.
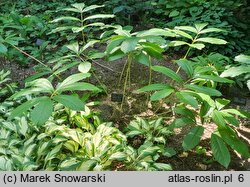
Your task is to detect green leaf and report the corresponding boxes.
[168,118,195,130]
[152,65,183,83]
[136,28,175,37]
[234,54,250,64]
[52,95,84,111]
[78,62,91,73]
[57,82,100,92]
[174,106,196,121]
[211,134,231,168]
[169,10,180,17]
[138,144,160,159]
[194,23,208,32]
[109,152,127,161]
[162,148,176,157]
[107,49,126,61]
[78,160,97,171]
[26,78,54,93]
[215,98,230,110]
[56,73,90,92]
[220,66,250,77]
[150,88,174,101]
[173,30,193,40]
[62,7,81,13]
[169,40,189,47]
[182,126,204,151]
[106,37,126,54]
[138,84,172,92]
[72,3,85,12]
[51,16,80,23]
[153,163,172,170]
[200,28,225,34]
[189,43,205,50]
[30,97,53,126]
[196,37,227,45]
[176,92,198,108]
[220,109,250,119]
[140,42,164,59]
[220,112,240,127]
[219,127,250,158]
[59,158,81,170]
[120,37,139,53]
[66,42,79,54]
[9,98,41,119]
[135,52,151,66]
[83,5,104,12]
[212,110,226,128]
[185,84,222,96]
[176,59,194,77]
[0,43,7,53]
[45,144,62,164]
[80,40,99,53]
[84,14,114,21]
[195,75,234,83]
[175,26,197,34]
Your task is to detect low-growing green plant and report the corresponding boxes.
[110,142,172,171]
[126,117,172,145]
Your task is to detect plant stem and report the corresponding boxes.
[10,44,48,68]
[121,54,132,109]
[91,70,109,95]
[80,12,86,44]
[119,60,128,87]
[175,34,199,74]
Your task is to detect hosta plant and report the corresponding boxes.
[126,117,172,144]
[110,142,172,171]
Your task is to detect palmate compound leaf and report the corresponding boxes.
[182,126,204,151]
[52,95,84,111]
[30,97,53,126]
[211,134,231,168]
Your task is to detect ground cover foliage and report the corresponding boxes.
[0,0,250,171]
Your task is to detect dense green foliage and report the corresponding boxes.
[0,1,249,171]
